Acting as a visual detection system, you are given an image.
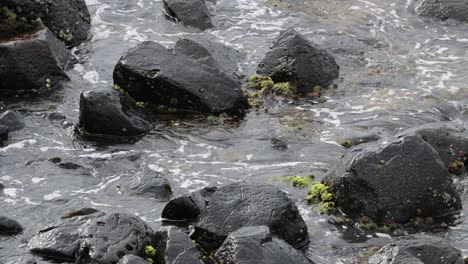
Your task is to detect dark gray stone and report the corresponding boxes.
[328,136,462,225]
[174,36,244,82]
[0,124,8,140]
[0,110,24,131]
[0,28,71,96]
[416,0,468,22]
[117,255,150,264]
[79,89,152,137]
[0,0,91,46]
[257,28,339,93]
[77,213,154,264]
[121,172,173,201]
[215,226,313,264]
[162,187,216,223]
[113,41,247,115]
[164,227,204,264]
[368,236,464,264]
[0,216,23,236]
[163,0,213,30]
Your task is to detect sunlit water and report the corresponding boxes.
[0,0,467,262]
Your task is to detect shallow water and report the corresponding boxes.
[0,0,467,262]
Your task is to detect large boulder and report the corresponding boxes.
[162,183,309,250]
[215,226,313,264]
[78,89,152,137]
[0,216,23,236]
[0,28,71,96]
[174,36,244,82]
[163,227,204,264]
[327,136,462,225]
[77,213,154,264]
[28,212,103,261]
[0,0,91,46]
[257,28,339,93]
[415,0,468,22]
[113,41,247,115]
[163,0,213,30]
[368,236,465,264]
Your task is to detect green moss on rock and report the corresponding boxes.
[306,181,336,214]
[284,175,314,188]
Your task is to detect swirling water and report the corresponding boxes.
[0,0,467,262]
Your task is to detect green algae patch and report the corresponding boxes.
[144,245,157,263]
[112,84,125,93]
[306,181,336,214]
[247,74,297,97]
[284,175,314,188]
[248,74,274,90]
[338,139,353,148]
[448,160,465,175]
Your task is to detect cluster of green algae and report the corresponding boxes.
[144,245,157,263]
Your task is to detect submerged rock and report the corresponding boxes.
[0,216,23,236]
[328,136,462,225]
[78,89,152,137]
[77,213,154,264]
[174,36,244,82]
[162,183,309,251]
[215,226,313,264]
[0,28,71,96]
[257,28,339,93]
[163,227,204,264]
[368,236,465,264]
[113,41,247,115]
[415,0,468,22]
[121,172,173,200]
[0,110,24,131]
[163,0,213,30]
[0,0,91,46]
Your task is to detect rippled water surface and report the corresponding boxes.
[1,0,467,262]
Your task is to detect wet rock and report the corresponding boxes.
[368,236,464,264]
[271,137,288,151]
[77,213,154,264]
[28,213,103,261]
[163,0,213,30]
[163,182,309,250]
[399,123,468,173]
[174,36,244,82]
[0,110,24,131]
[257,28,339,93]
[0,125,8,140]
[328,136,462,225]
[162,187,216,222]
[78,89,152,137]
[61,208,100,219]
[117,255,150,264]
[121,172,173,200]
[113,41,247,115]
[0,216,23,236]
[58,162,83,170]
[163,227,204,264]
[0,0,91,46]
[415,0,468,23]
[47,112,66,121]
[0,28,71,96]
[215,226,313,264]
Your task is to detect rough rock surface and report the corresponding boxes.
[0,125,8,140]
[28,213,103,261]
[257,28,339,93]
[76,213,154,264]
[79,89,152,137]
[328,135,462,224]
[215,226,313,264]
[164,227,204,264]
[162,183,309,250]
[120,172,173,200]
[368,236,465,264]
[0,28,71,96]
[163,0,213,30]
[415,0,468,22]
[0,0,91,46]
[174,36,244,82]
[117,255,150,264]
[113,41,247,115]
[0,216,23,236]
[0,110,25,131]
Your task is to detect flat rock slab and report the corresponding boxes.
[117,255,150,264]
[257,28,339,93]
[368,236,465,264]
[163,0,213,30]
[113,41,247,115]
[416,0,468,22]
[79,89,152,137]
[215,226,314,264]
[328,135,462,224]
[0,28,70,96]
